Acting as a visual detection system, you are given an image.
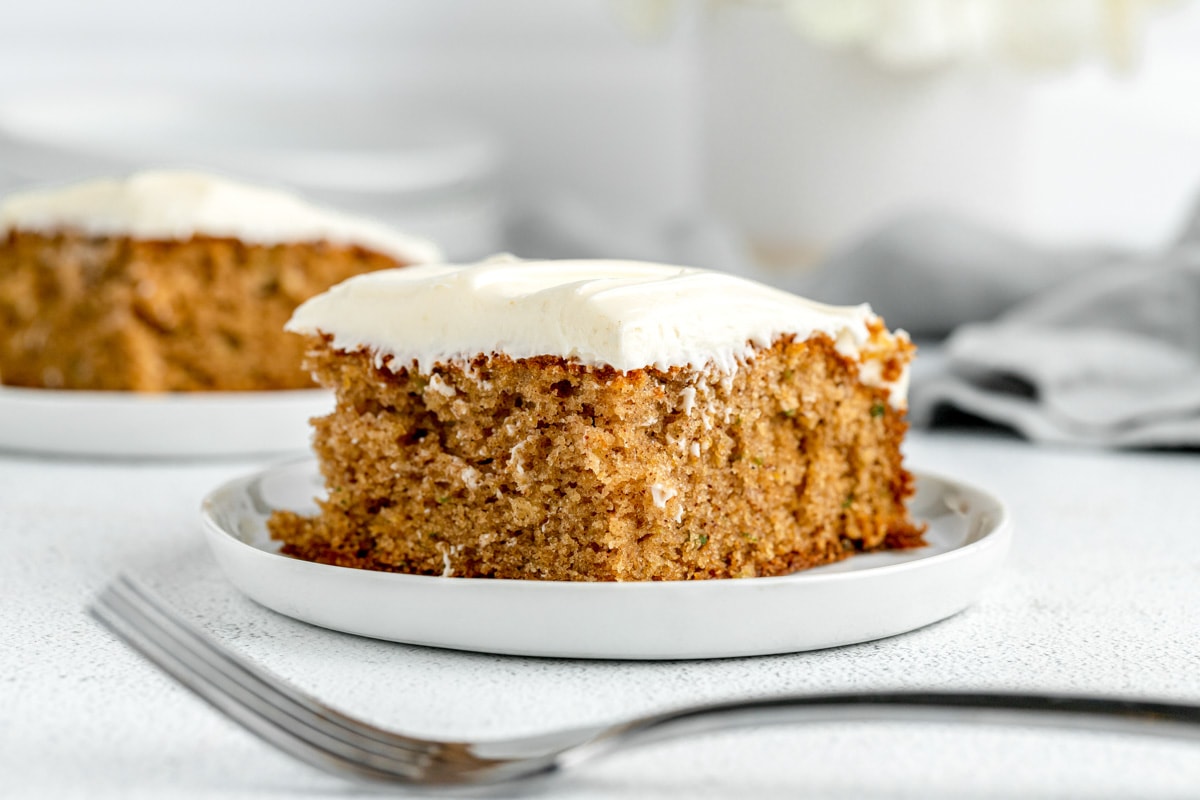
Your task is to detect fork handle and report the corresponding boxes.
[582,691,1200,758]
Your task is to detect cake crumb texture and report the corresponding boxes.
[0,231,405,391]
[269,333,925,581]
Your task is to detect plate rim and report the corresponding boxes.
[0,384,331,458]
[200,459,1011,592]
[0,383,330,407]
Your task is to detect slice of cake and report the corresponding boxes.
[269,258,925,581]
[0,171,441,391]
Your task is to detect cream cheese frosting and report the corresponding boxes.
[0,170,443,264]
[288,257,911,405]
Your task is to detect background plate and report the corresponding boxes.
[201,460,1011,660]
[0,386,331,458]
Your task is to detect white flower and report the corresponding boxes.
[783,0,1182,70]
[613,0,1184,71]
[610,0,680,40]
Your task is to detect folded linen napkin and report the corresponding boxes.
[798,210,1200,448]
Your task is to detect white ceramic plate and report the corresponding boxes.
[201,461,1010,660]
[0,386,331,458]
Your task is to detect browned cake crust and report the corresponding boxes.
[0,230,406,391]
[269,333,926,581]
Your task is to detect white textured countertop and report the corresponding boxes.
[3,430,1199,799]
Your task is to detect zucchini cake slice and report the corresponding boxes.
[269,258,925,581]
[0,171,440,391]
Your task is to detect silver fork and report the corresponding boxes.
[89,575,1200,791]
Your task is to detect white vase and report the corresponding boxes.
[699,5,1200,261]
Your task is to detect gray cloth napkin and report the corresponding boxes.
[797,210,1200,448]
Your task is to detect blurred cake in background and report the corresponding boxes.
[0,171,441,391]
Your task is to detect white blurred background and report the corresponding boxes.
[3,0,1200,267]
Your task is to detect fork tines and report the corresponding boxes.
[88,575,442,784]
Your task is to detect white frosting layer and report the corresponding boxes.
[0,171,443,264]
[289,258,910,404]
